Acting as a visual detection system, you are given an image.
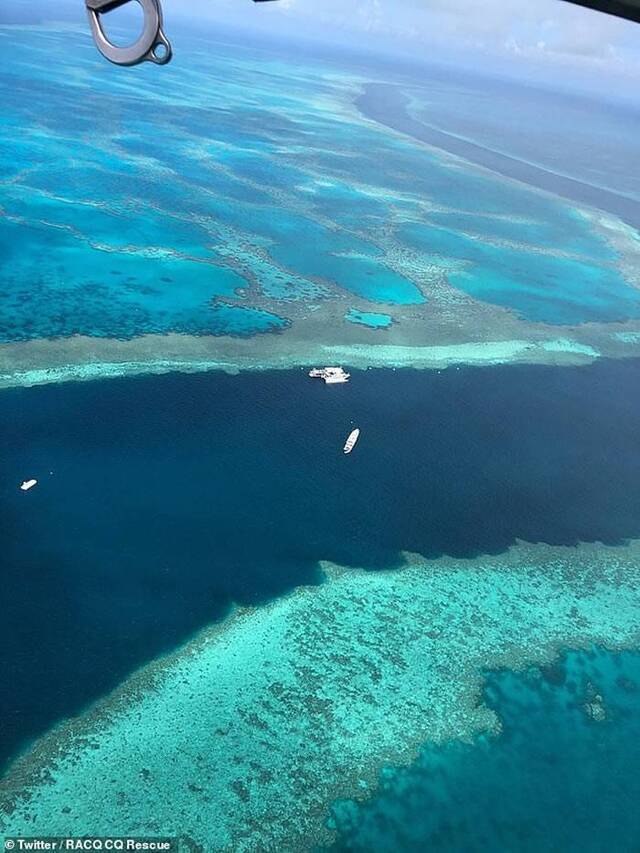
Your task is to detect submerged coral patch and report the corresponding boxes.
[2,541,640,850]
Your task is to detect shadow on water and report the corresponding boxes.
[2,359,640,770]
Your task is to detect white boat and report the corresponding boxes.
[309,366,350,385]
[20,479,37,491]
[343,428,360,454]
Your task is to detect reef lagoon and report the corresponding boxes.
[3,23,640,391]
[345,309,393,329]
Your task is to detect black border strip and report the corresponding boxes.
[562,0,640,24]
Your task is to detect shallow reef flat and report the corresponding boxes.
[4,311,640,390]
[2,540,640,850]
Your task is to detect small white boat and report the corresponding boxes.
[20,479,38,491]
[343,428,360,454]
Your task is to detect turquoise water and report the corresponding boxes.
[1,24,639,347]
[328,646,640,852]
[0,214,286,338]
[400,219,640,325]
[345,309,393,328]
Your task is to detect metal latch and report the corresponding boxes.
[85,0,172,66]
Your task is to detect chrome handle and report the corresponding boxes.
[86,0,172,66]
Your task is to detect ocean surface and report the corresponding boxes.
[3,359,640,778]
[357,81,640,231]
